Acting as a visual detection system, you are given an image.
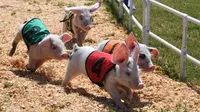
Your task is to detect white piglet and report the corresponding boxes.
[62,42,144,109]
[9,18,72,72]
[61,0,101,47]
[97,32,159,72]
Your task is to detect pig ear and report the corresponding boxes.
[64,7,80,14]
[148,47,159,59]
[125,32,138,51]
[111,43,129,65]
[73,44,79,50]
[132,42,140,64]
[89,0,101,12]
[38,37,52,47]
[59,33,72,44]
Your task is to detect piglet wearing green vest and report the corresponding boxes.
[9,18,72,72]
[61,0,101,47]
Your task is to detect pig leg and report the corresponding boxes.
[9,30,22,56]
[74,28,88,46]
[34,60,45,71]
[26,58,36,72]
[65,37,77,50]
[26,59,45,72]
[104,81,126,110]
[117,85,133,100]
[62,65,79,87]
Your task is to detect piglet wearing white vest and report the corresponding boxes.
[61,0,101,47]
[97,33,159,72]
[62,42,144,109]
[9,18,72,72]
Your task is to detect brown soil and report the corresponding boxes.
[0,0,199,111]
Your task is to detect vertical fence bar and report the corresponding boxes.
[142,0,151,45]
[110,0,113,5]
[129,0,133,32]
[146,0,151,45]
[180,16,188,81]
[142,0,146,44]
[119,0,124,23]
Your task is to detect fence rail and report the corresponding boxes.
[109,0,200,80]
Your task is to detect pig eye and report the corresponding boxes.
[80,16,83,20]
[125,72,131,76]
[139,54,146,59]
[51,45,57,50]
[80,14,83,20]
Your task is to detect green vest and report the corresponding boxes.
[22,18,50,49]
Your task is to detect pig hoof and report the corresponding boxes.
[63,86,72,94]
[118,105,128,111]
[116,103,127,111]
[68,82,72,87]
[26,65,36,72]
[9,48,16,56]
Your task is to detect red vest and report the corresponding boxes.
[85,51,115,87]
[102,40,123,54]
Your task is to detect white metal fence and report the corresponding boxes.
[108,0,200,80]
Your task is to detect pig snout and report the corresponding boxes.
[143,65,155,72]
[138,62,155,72]
[137,83,144,89]
[133,78,144,90]
[84,25,92,30]
[149,65,155,71]
[61,53,68,59]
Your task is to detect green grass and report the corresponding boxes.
[84,0,97,6]
[55,2,67,7]
[103,0,200,85]
[66,2,76,7]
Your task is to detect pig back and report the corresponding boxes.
[102,40,122,54]
[22,18,50,50]
[85,51,115,87]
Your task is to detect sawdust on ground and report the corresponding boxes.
[0,0,199,111]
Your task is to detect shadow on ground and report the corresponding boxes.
[64,86,151,112]
[10,69,62,85]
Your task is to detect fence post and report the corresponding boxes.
[110,0,113,5]
[119,0,124,23]
[142,0,150,45]
[128,0,133,32]
[180,15,188,81]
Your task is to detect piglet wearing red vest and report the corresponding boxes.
[97,32,159,72]
[62,42,144,110]
[9,18,72,72]
[61,0,101,47]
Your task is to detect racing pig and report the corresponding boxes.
[62,42,144,109]
[97,32,159,72]
[60,0,101,47]
[9,18,72,72]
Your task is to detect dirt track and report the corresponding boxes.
[0,0,199,111]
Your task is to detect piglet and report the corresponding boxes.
[62,42,143,109]
[60,0,101,47]
[9,18,72,72]
[97,32,159,72]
